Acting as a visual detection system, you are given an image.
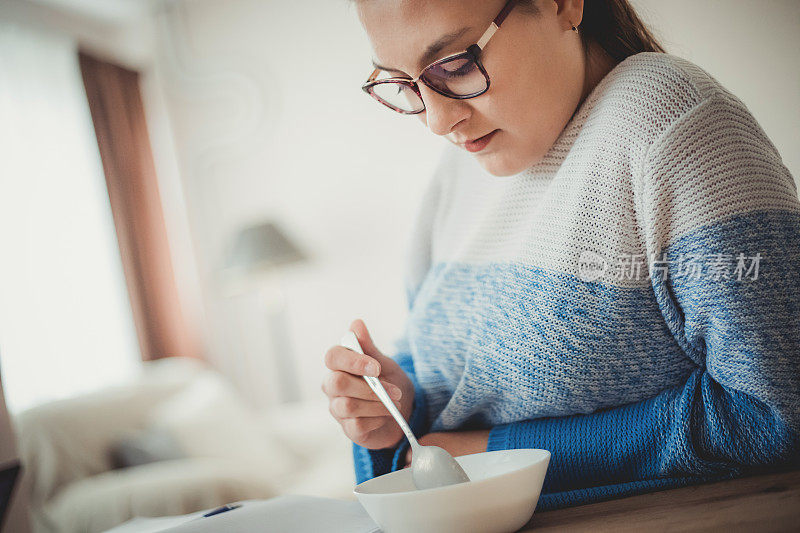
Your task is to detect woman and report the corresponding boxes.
[321,0,800,510]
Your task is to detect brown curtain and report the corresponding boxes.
[78,51,198,361]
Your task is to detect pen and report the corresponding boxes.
[198,503,243,519]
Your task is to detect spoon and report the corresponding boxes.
[339,331,471,490]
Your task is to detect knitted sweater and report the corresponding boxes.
[352,51,800,510]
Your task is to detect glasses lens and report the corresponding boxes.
[422,55,487,96]
[370,81,424,113]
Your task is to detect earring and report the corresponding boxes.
[571,22,579,34]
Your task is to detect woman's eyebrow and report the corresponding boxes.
[371,26,472,75]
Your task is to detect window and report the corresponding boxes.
[0,22,140,413]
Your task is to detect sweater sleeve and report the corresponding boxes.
[487,90,800,503]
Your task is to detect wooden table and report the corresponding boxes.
[521,469,800,532]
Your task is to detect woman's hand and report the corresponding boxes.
[404,430,491,467]
[322,318,415,450]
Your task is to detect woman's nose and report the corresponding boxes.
[416,85,470,136]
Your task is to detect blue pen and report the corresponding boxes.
[200,503,242,518]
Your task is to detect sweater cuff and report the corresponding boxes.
[487,422,516,451]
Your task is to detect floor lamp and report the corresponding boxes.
[221,221,307,405]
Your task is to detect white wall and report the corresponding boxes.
[148,0,800,407]
[148,0,447,406]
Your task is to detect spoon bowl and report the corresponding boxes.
[411,444,470,489]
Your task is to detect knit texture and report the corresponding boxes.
[352,52,800,510]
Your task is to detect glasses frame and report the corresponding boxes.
[362,0,518,115]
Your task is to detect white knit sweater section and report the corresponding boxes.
[405,52,797,295]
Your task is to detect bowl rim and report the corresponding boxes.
[353,448,550,498]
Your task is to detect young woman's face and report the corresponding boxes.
[357,0,588,177]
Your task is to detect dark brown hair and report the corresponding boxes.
[519,0,666,61]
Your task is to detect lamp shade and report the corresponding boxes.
[223,221,307,280]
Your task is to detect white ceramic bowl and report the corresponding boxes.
[354,448,550,533]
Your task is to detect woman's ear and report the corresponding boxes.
[552,0,584,30]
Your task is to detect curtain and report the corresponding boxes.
[78,51,197,361]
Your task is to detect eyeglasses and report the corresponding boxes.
[362,0,517,115]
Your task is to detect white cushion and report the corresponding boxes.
[146,371,302,484]
[16,357,207,505]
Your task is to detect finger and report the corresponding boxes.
[330,396,401,419]
[323,371,403,401]
[324,345,381,377]
[349,319,390,364]
[342,416,389,441]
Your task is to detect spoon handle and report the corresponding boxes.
[362,375,419,449]
[340,332,420,449]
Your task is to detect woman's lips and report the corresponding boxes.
[464,130,498,153]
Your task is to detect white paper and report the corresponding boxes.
[103,511,204,533]
[106,496,381,533]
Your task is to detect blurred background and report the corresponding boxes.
[0,0,798,532]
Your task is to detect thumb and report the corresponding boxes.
[349,318,390,364]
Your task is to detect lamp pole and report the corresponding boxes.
[259,280,301,404]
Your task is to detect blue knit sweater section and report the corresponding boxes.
[351,52,800,510]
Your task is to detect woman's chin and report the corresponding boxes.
[475,152,535,178]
